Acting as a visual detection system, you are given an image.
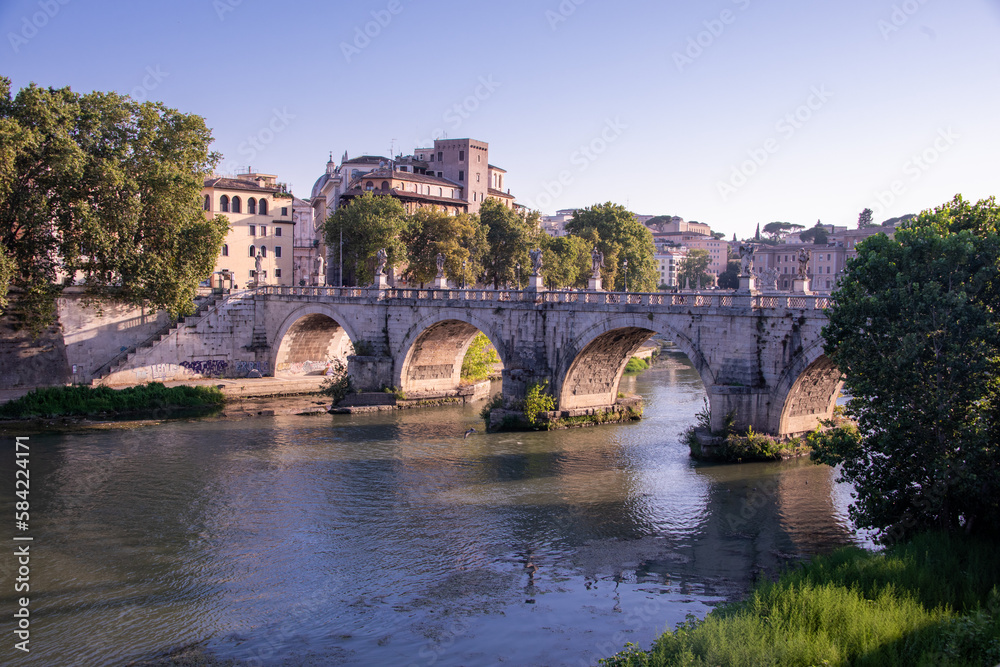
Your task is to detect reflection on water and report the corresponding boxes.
[0,351,861,667]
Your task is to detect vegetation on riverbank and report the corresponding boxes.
[684,402,813,462]
[624,357,650,375]
[601,531,1000,666]
[0,383,225,420]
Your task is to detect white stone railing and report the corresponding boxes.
[255,286,831,310]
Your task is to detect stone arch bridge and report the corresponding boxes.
[100,286,842,437]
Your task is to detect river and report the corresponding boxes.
[0,351,863,667]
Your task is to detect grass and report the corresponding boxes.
[600,531,1000,666]
[0,383,225,420]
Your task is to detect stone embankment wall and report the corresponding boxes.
[0,290,171,388]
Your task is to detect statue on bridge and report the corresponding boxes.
[591,246,604,279]
[375,248,388,277]
[254,251,263,286]
[530,248,543,276]
[435,252,445,279]
[797,248,810,278]
[739,243,755,276]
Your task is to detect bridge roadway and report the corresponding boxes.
[100,285,843,437]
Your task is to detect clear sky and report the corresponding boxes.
[3,0,998,238]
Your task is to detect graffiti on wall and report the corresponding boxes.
[179,360,229,377]
[275,360,332,375]
[105,359,271,384]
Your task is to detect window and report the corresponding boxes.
[275,227,282,237]
[437,171,442,178]
[203,195,210,211]
[366,181,374,190]
[220,195,230,212]
[476,173,480,182]
[458,171,464,181]
[260,200,267,215]
[430,154,435,162]
[232,196,242,213]
[221,244,228,256]
[250,269,256,278]
[249,225,256,236]
[381,181,389,191]
[249,245,256,257]
[459,150,464,160]
[477,154,481,163]
[275,246,282,258]
[264,226,270,236]
[275,268,282,278]
[280,207,287,216]
[437,152,443,161]
[438,187,443,196]
[260,246,267,258]
[248,198,256,215]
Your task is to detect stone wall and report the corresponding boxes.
[0,291,171,388]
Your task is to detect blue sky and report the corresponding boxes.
[3,0,998,238]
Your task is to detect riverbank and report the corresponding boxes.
[601,531,1000,666]
[0,376,330,434]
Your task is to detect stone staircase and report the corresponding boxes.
[90,291,229,383]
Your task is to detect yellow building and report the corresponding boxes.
[203,172,295,288]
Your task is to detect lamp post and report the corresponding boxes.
[339,225,343,288]
[623,258,628,294]
[462,260,467,289]
[516,263,521,290]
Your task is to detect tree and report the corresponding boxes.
[799,222,829,245]
[762,221,805,242]
[461,332,500,381]
[565,202,657,292]
[816,195,1000,542]
[479,197,531,288]
[717,257,741,289]
[542,233,592,289]
[677,249,715,289]
[324,192,408,286]
[857,207,875,228]
[402,208,486,286]
[0,243,12,314]
[0,78,228,329]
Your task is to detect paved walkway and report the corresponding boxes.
[0,376,328,405]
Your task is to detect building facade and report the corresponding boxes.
[203,172,295,287]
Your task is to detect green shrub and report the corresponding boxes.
[0,383,224,419]
[523,380,555,425]
[624,357,649,375]
[319,360,353,403]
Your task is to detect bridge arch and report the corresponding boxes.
[395,312,507,396]
[271,305,360,376]
[555,313,716,411]
[771,339,844,436]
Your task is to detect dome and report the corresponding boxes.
[311,172,331,200]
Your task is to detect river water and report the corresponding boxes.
[1,351,862,667]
